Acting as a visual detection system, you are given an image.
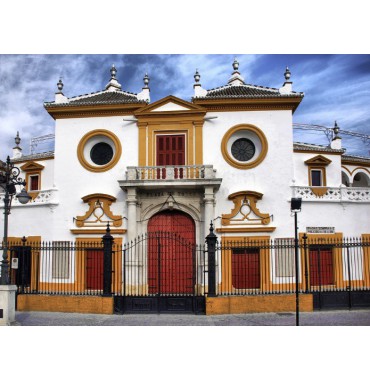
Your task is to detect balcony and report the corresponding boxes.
[292,186,370,202]
[119,165,222,190]
[0,188,59,208]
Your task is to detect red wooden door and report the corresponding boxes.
[156,135,185,179]
[309,247,334,286]
[232,248,260,289]
[86,249,103,290]
[148,210,195,294]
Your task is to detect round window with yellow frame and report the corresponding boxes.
[77,129,122,172]
[221,124,268,169]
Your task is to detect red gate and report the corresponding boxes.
[86,249,104,290]
[309,247,334,286]
[147,210,195,294]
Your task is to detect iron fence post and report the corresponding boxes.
[206,221,217,297]
[303,233,309,293]
[102,223,114,296]
[294,211,300,326]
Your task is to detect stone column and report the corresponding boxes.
[126,188,137,242]
[204,185,215,239]
[0,285,17,326]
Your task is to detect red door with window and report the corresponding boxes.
[156,135,185,178]
[86,249,103,290]
[309,247,334,286]
[148,210,195,294]
[232,248,260,289]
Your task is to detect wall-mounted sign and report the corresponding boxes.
[306,227,335,234]
[11,258,19,269]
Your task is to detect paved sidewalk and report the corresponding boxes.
[12,309,370,326]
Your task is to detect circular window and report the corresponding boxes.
[90,142,114,165]
[77,129,122,172]
[221,124,268,169]
[231,138,256,162]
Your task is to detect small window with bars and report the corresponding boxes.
[274,238,295,277]
[52,241,71,279]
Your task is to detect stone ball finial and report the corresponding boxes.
[110,64,117,79]
[194,69,200,83]
[143,72,150,87]
[57,78,64,92]
[233,58,239,71]
[284,66,291,81]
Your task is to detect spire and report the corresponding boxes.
[228,58,245,86]
[193,68,207,97]
[330,121,342,149]
[143,73,150,88]
[279,66,293,94]
[12,131,23,159]
[137,72,150,103]
[105,64,122,91]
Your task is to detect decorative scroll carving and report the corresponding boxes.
[75,193,122,227]
[221,191,271,226]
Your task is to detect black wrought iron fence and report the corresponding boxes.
[215,236,370,296]
[1,233,369,299]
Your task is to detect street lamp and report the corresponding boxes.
[291,197,302,326]
[0,156,32,285]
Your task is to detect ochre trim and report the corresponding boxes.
[221,191,271,226]
[77,129,122,172]
[216,227,276,233]
[362,234,370,288]
[221,124,268,169]
[310,186,328,197]
[219,236,272,294]
[20,162,45,171]
[45,103,145,120]
[75,193,123,227]
[192,97,303,113]
[70,229,126,235]
[304,155,332,166]
[299,232,344,291]
[342,165,370,176]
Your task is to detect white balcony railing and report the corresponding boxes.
[126,165,216,181]
[0,188,59,207]
[292,186,370,202]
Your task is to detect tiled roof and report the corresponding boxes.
[342,154,370,164]
[195,84,304,99]
[11,151,55,163]
[44,90,146,108]
[293,142,345,153]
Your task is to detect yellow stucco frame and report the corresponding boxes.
[221,124,268,169]
[77,129,122,172]
[219,236,271,294]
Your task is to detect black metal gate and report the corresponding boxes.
[113,232,206,314]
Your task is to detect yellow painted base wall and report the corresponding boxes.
[206,294,313,315]
[17,295,114,315]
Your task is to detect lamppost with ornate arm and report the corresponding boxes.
[0,155,31,285]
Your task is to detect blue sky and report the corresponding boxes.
[0,54,370,157]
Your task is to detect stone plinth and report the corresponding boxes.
[0,285,17,326]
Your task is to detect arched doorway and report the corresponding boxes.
[147,210,195,294]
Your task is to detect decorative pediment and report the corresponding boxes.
[305,155,332,166]
[221,191,271,226]
[20,161,45,172]
[134,95,206,116]
[74,193,122,228]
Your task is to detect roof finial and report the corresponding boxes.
[143,72,150,88]
[333,121,340,137]
[110,64,117,79]
[57,77,64,92]
[194,69,200,83]
[228,58,244,86]
[284,66,291,81]
[232,58,239,72]
[14,131,21,147]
